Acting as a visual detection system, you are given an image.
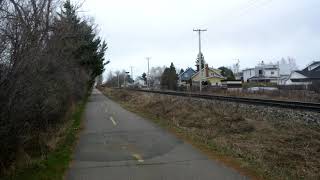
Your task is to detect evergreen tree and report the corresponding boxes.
[52,0,107,82]
[218,66,235,80]
[141,73,147,84]
[195,52,205,71]
[179,68,185,75]
[161,63,178,90]
[127,75,134,83]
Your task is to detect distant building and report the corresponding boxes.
[234,72,243,81]
[242,68,255,82]
[248,63,280,83]
[242,61,280,83]
[278,75,290,85]
[134,78,147,88]
[285,61,320,85]
[192,64,225,86]
[178,67,196,86]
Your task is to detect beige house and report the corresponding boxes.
[192,64,225,86]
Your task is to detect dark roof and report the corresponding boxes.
[307,61,320,68]
[179,68,196,81]
[297,61,320,79]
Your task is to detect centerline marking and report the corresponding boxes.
[109,116,117,126]
[132,154,144,163]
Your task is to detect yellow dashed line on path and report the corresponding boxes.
[132,154,144,163]
[109,116,117,126]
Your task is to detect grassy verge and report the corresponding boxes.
[5,98,87,180]
[100,87,320,180]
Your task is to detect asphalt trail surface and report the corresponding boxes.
[66,89,248,180]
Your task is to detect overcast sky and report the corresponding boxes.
[79,0,320,79]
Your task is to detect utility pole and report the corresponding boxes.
[193,29,207,93]
[117,73,120,88]
[146,57,151,89]
[277,61,280,85]
[123,73,126,88]
[124,71,129,88]
[130,66,133,80]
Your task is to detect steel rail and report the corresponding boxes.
[130,89,320,112]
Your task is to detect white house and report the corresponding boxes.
[278,75,290,85]
[242,62,280,83]
[134,78,147,88]
[285,71,311,85]
[243,68,255,82]
[285,61,320,85]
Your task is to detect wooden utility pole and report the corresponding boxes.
[146,57,151,88]
[117,73,120,88]
[193,29,207,93]
[124,71,129,88]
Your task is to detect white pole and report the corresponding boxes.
[146,57,151,88]
[123,74,126,88]
[199,31,202,92]
[277,61,280,85]
[117,74,120,88]
[193,29,207,93]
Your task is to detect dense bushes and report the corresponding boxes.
[0,0,107,174]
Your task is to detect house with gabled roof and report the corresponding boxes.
[285,61,320,85]
[178,67,196,86]
[191,64,225,86]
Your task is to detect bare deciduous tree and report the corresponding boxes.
[0,0,107,175]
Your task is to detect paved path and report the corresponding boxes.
[66,89,248,180]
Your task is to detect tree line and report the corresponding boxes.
[0,0,107,174]
[104,62,235,91]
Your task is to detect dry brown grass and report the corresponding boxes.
[101,88,320,180]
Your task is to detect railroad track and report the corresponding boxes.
[130,89,320,112]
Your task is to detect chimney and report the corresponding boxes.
[205,64,209,77]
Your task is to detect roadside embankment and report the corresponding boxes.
[101,87,320,180]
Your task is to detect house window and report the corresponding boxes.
[259,70,263,75]
[271,71,274,75]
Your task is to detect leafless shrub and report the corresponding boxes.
[0,0,106,175]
